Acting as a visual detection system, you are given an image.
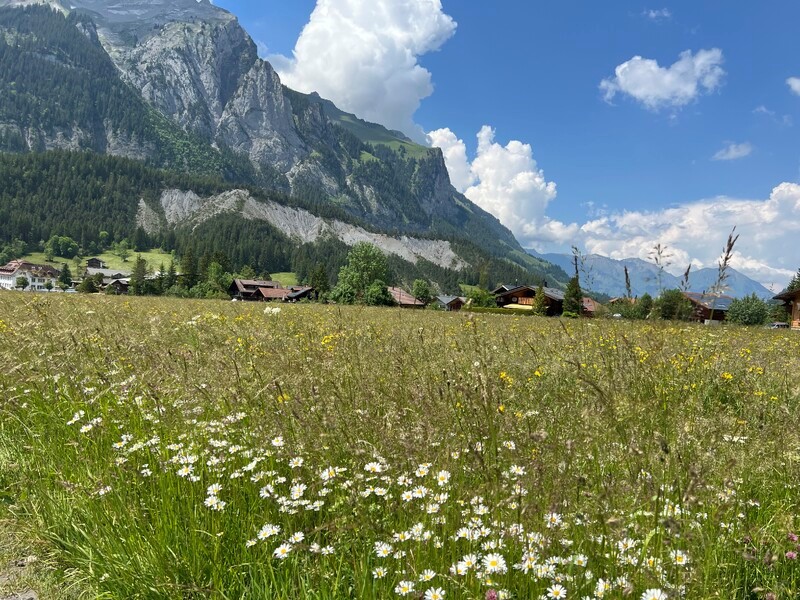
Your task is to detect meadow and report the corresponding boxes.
[0,293,798,599]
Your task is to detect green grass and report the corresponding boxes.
[271,272,298,287]
[0,295,798,599]
[21,249,175,272]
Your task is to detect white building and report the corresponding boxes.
[0,260,61,291]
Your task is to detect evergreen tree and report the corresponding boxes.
[787,268,800,292]
[309,264,330,299]
[164,260,177,290]
[181,248,198,289]
[57,262,72,289]
[129,254,147,296]
[531,282,547,316]
[563,276,583,316]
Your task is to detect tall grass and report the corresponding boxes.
[0,294,798,599]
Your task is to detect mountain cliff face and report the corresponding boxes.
[0,0,563,284]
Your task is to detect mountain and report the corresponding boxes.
[0,0,568,287]
[529,251,774,299]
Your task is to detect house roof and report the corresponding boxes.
[231,279,281,294]
[287,287,313,300]
[257,287,291,300]
[682,292,735,311]
[86,267,131,278]
[773,288,800,302]
[0,260,60,278]
[436,295,465,306]
[388,286,425,306]
[497,285,565,301]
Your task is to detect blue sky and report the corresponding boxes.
[214,1,800,288]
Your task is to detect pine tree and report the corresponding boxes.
[787,268,800,292]
[181,248,198,290]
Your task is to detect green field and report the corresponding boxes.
[21,249,176,272]
[0,294,798,599]
[270,272,299,287]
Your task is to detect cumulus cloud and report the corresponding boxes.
[787,77,800,96]
[428,126,577,246]
[270,0,456,140]
[571,184,800,288]
[712,142,753,161]
[600,48,725,110]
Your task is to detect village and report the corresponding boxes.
[2,256,799,329]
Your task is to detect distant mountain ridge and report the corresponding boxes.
[528,251,774,299]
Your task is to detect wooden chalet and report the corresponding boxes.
[84,267,131,286]
[228,279,281,301]
[682,292,734,322]
[773,288,800,330]
[436,295,466,312]
[388,286,426,308]
[494,284,564,316]
[86,257,108,269]
[255,286,315,302]
[582,297,602,317]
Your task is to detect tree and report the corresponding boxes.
[309,264,330,299]
[164,260,177,290]
[364,280,395,306]
[181,248,198,290]
[412,279,433,305]
[76,277,98,293]
[466,287,495,308]
[787,268,800,293]
[656,289,692,321]
[531,282,547,316]
[563,276,582,317]
[206,261,233,295]
[57,263,72,290]
[129,255,147,296]
[15,276,28,290]
[113,239,131,263]
[636,293,654,319]
[330,242,389,304]
[727,294,769,326]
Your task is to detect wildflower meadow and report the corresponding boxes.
[0,294,798,599]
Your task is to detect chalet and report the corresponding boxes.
[85,267,131,286]
[86,258,108,269]
[107,278,130,294]
[253,285,315,302]
[388,287,426,309]
[436,295,466,312]
[228,279,282,301]
[582,297,602,317]
[494,285,565,316]
[0,260,60,291]
[682,292,734,322]
[773,288,800,330]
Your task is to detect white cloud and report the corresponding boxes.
[787,77,800,96]
[643,8,672,21]
[712,142,753,161]
[270,0,456,140]
[568,184,800,288]
[600,48,725,110]
[429,126,576,246]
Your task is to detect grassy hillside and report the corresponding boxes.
[0,295,798,598]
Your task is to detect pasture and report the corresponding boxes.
[0,293,798,599]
